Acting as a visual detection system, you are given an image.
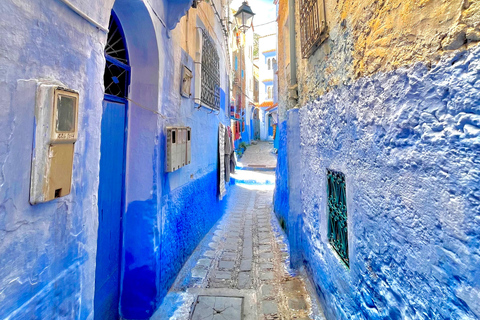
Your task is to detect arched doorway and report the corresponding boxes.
[94,11,129,320]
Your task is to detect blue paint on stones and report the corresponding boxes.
[121,198,158,319]
[275,47,480,319]
[158,170,227,300]
[274,120,289,230]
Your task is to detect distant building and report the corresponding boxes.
[257,33,278,141]
[229,7,255,146]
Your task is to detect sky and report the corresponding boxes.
[230,0,277,36]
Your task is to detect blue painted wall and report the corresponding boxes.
[275,48,480,319]
[0,0,228,319]
[117,6,232,318]
[0,0,113,318]
[274,120,289,228]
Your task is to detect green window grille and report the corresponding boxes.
[327,169,349,267]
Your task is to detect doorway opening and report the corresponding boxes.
[94,11,129,320]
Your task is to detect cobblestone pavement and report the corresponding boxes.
[152,178,326,320]
[237,141,277,168]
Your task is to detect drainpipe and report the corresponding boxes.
[288,0,298,104]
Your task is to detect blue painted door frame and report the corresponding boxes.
[95,11,129,320]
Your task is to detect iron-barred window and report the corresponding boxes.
[327,169,349,267]
[299,0,327,58]
[201,30,220,110]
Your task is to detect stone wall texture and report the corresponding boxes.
[294,47,480,320]
[296,0,480,102]
[275,0,480,319]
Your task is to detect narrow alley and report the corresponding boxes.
[153,142,325,320]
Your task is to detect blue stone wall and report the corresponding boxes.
[118,9,232,317]
[274,120,289,228]
[0,0,113,318]
[0,0,227,319]
[293,48,480,319]
[158,170,226,299]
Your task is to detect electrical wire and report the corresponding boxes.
[253,20,277,28]
[125,97,168,119]
[58,0,108,32]
[144,0,167,29]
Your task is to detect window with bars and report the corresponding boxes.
[200,29,220,110]
[104,15,129,99]
[327,169,349,267]
[299,0,327,58]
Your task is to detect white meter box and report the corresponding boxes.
[166,126,191,172]
[30,81,79,204]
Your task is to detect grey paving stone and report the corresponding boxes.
[192,266,207,278]
[215,271,232,280]
[197,258,212,267]
[208,242,220,249]
[258,232,270,239]
[218,260,235,270]
[237,272,251,289]
[260,271,274,280]
[260,252,274,260]
[243,238,253,248]
[224,243,239,251]
[225,238,240,245]
[260,262,274,270]
[261,284,274,297]
[191,296,243,320]
[262,300,278,314]
[208,280,230,288]
[204,250,216,258]
[240,258,252,270]
[242,246,253,258]
[220,252,237,260]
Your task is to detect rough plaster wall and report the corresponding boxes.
[276,0,290,123]
[0,0,225,319]
[296,0,480,105]
[0,0,112,318]
[119,3,232,318]
[298,48,480,319]
[274,120,289,226]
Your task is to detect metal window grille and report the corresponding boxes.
[201,30,220,110]
[299,0,327,58]
[104,16,129,99]
[327,169,349,267]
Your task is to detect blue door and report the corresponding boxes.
[95,12,129,320]
[268,114,273,136]
[94,99,126,320]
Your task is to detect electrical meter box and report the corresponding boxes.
[166,126,191,172]
[30,82,79,204]
[186,127,191,165]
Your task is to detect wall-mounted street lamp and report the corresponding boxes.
[234,1,255,34]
